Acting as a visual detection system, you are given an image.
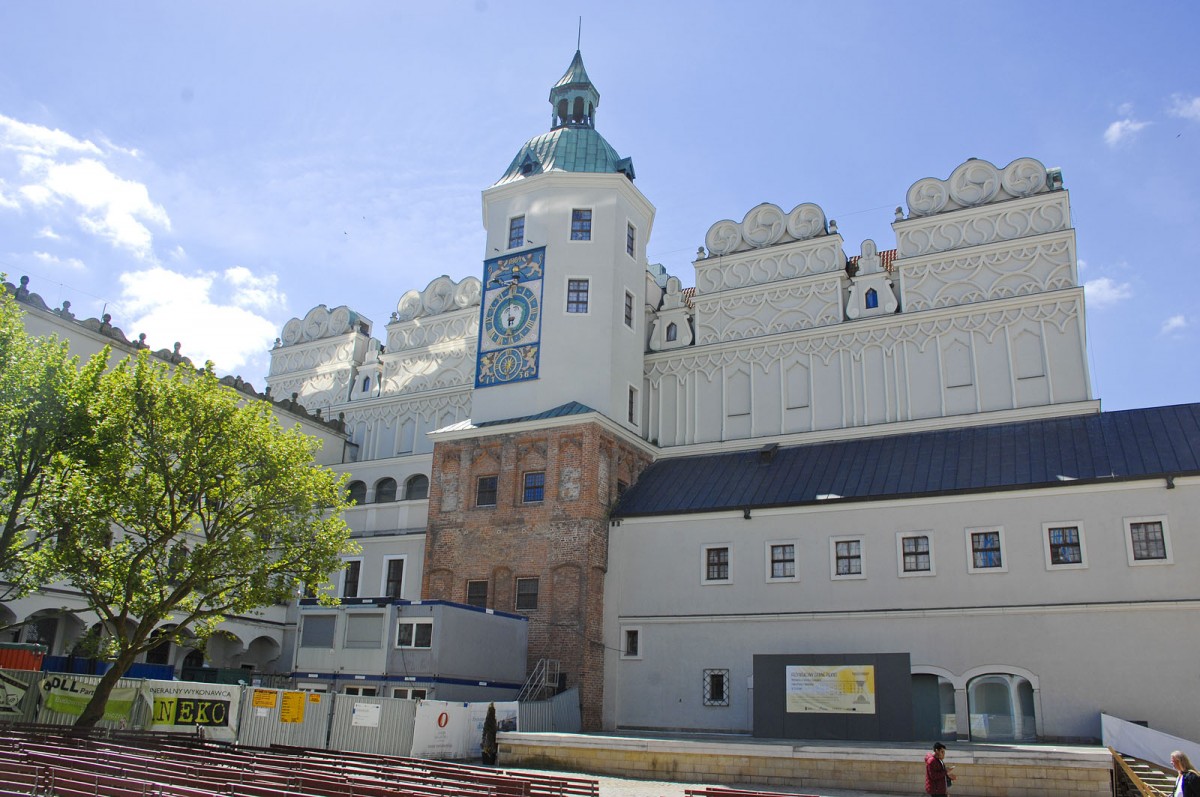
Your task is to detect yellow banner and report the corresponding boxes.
[785,665,876,714]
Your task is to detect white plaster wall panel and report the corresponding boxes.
[897,231,1076,312]
[1010,323,1051,408]
[693,234,846,295]
[693,276,844,345]
[724,367,752,440]
[694,369,723,445]
[386,308,479,352]
[855,345,891,426]
[811,354,846,432]
[380,341,477,396]
[895,192,1071,259]
[756,360,783,438]
[1044,314,1090,404]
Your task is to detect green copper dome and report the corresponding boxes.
[494,50,635,186]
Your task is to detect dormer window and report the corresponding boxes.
[866,288,879,309]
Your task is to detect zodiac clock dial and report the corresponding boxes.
[483,284,540,348]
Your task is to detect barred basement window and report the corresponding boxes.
[703,669,730,706]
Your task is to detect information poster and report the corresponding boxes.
[785,665,876,714]
[280,690,308,723]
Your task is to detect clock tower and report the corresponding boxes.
[424,51,657,730]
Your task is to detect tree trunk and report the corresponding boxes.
[73,649,140,728]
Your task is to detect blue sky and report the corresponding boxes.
[0,1,1197,412]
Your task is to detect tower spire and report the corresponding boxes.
[549,49,599,130]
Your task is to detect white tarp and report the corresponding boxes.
[410,700,519,760]
[143,679,241,742]
[1102,712,1200,770]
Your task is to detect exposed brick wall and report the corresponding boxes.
[423,420,652,729]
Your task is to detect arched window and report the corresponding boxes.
[865,288,879,309]
[666,322,678,342]
[347,481,367,506]
[374,478,397,503]
[405,474,429,501]
[572,97,585,123]
[967,673,1036,741]
[362,376,371,393]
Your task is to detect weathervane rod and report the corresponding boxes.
[577,17,581,50]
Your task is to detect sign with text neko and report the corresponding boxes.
[146,680,240,741]
[785,665,876,714]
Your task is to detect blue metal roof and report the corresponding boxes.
[613,404,1200,517]
[475,400,598,428]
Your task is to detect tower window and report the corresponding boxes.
[624,291,635,328]
[626,222,636,257]
[865,288,879,309]
[508,215,525,249]
[666,322,678,342]
[476,476,498,507]
[628,386,639,426]
[570,209,592,241]
[567,279,590,313]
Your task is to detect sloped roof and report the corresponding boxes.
[494,127,628,186]
[613,404,1200,518]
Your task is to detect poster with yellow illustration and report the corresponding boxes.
[785,665,875,714]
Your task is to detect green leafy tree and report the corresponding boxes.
[30,349,355,727]
[0,284,107,600]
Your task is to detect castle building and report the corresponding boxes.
[7,48,1193,744]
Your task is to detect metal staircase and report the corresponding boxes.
[517,658,560,702]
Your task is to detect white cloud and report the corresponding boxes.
[1104,118,1149,147]
[224,266,285,312]
[36,226,61,240]
[0,116,168,259]
[1169,94,1200,122]
[32,251,85,271]
[1160,314,1189,336]
[116,266,284,373]
[1076,258,1087,272]
[1084,276,1133,308]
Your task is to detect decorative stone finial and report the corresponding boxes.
[696,246,707,260]
[895,206,905,221]
[829,219,838,234]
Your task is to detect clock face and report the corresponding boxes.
[483,284,540,348]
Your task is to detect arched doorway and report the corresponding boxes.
[912,673,957,741]
[967,673,1037,741]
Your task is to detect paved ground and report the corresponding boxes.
[512,768,916,797]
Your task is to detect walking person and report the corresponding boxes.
[925,742,955,797]
[1171,750,1200,797]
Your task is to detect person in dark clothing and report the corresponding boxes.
[1171,750,1200,797]
[925,742,955,796]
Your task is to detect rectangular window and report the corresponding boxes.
[342,560,361,598]
[624,291,634,328]
[628,386,639,425]
[300,615,336,648]
[967,527,1007,573]
[626,222,636,257]
[343,686,377,697]
[466,579,488,608]
[702,545,731,584]
[515,577,539,611]
[522,471,545,503]
[396,620,433,649]
[384,558,405,598]
[344,613,384,649]
[902,535,931,572]
[570,208,592,240]
[768,543,796,580]
[476,475,498,507]
[703,669,730,707]
[392,687,428,700]
[567,279,589,313]
[508,215,525,249]
[1044,523,1087,569]
[832,537,864,578]
[623,628,640,658]
[1125,516,1172,565]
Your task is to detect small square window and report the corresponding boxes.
[1043,523,1087,569]
[830,536,865,580]
[622,628,641,659]
[396,620,433,649]
[508,215,525,249]
[766,542,797,582]
[570,209,592,240]
[476,476,498,507]
[567,279,590,314]
[522,471,545,503]
[466,580,488,608]
[966,527,1007,573]
[626,222,636,257]
[702,544,731,584]
[703,669,730,707]
[624,291,635,328]
[515,577,539,611]
[898,534,934,576]
[1124,516,1172,566]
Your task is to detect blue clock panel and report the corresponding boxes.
[476,247,546,389]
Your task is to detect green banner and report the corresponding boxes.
[40,675,138,721]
